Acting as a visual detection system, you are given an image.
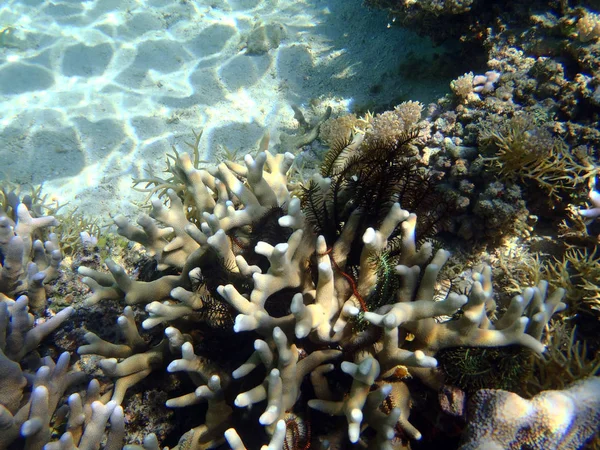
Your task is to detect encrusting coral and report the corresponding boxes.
[67,123,568,449]
[459,376,600,450]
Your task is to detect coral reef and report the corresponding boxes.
[528,322,600,395]
[364,0,600,249]
[0,133,596,449]
[68,129,567,448]
[0,303,125,450]
[3,101,596,449]
[1,0,600,448]
[0,186,126,449]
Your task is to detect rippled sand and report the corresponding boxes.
[0,0,446,219]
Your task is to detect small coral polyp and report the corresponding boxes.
[76,138,566,449]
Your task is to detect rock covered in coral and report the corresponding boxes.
[364,0,489,44]
[1,2,599,448]
[0,190,127,449]
[459,376,600,450]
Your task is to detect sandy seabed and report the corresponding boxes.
[0,0,449,220]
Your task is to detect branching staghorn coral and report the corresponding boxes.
[2,181,102,256]
[544,246,600,316]
[75,127,566,449]
[0,187,127,449]
[0,182,65,221]
[531,178,600,320]
[477,114,591,202]
[52,208,102,256]
[1,187,63,312]
[526,321,600,395]
[0,292,128,450]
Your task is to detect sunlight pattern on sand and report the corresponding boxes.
[0,0,443,218]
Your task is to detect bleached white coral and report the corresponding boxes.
[0,201,61,311]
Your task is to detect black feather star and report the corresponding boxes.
[301,127,451,265]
